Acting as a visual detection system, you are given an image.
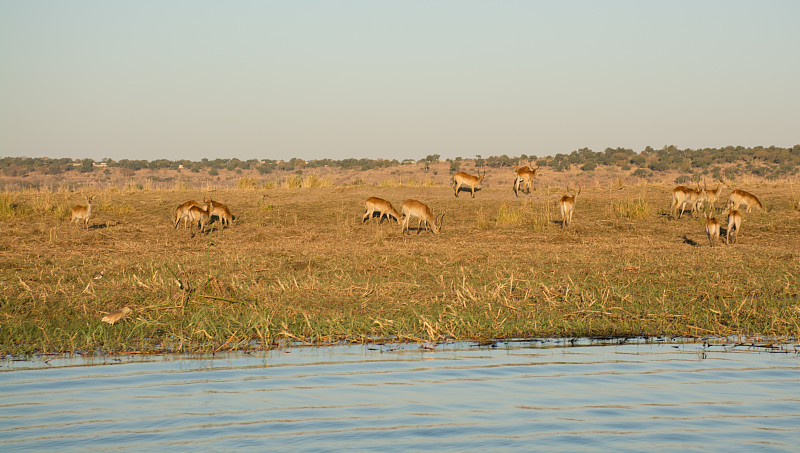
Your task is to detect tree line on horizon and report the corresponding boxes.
[2,145,799,182]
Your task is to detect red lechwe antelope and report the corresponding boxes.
[363,197,401,224]
[703,180,722,210]
[175,200,201,229]
[71,195,94,229]
[513,163,539,197]
[185,200,214,235]
[671,185,705,219]
[559,187,581,229]
[722,208,742,244]
[704,212,720,247]
[728,189,763,213]
[453,168,486,198]
[400,200,444,235]
[206,198,234,228]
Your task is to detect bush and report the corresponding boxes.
[632,169,652,178]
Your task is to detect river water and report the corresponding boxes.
[1,338,799,452]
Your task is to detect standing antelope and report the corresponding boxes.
[703,180,722,210]
[453,168,486,198]
[728,189,762,213]
[513,163,539,197]
[722,208,742,244]
[671,185,705,219]
[175,200,200,229]
[400,200,444,235]
[185,200,214,235]
[559,186,581,229]
[704,212,720,247]
[363,197,401,224]
[205,198,234,227]
[71,195,94,229]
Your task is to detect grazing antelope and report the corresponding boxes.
[671,185,705,219]
[728,189,762,213]
[71,195,94,229]
[400,200,444,235]
[205,198,234,227]
[363,197,401,224]
[722,208,742,244]
[703,180,722,210]
[185,200,214,234]
[559,186,581,229]
[704,212,720,247]
[513,163,539,197]
[175,200,201,229]
[453,168,486,198]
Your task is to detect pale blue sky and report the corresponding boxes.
[1,1,798,162]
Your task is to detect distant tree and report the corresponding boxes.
[79,159,94,173]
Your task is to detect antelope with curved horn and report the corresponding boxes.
[205,198,234,228]
[559,186,581,229]
[363,197,401,224]
[175,200,200,229]
[728,189,762,213]
[513,162,539,197]
[400,200,444,235]
[71,195,94,229]
[722,207,742,245]
[671,185,705,219]
[704,212,720,247]
[453,167,486,198]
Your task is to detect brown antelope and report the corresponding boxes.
[400,200,444,235]
[453,168,486,198]
[704,212,720,247]
[728,189,762,213]
[175,200,201,229]
[703,180,722,210]
[559,186,581,229]
[71,195,94,229]
[185,199,214,234]
[363,197,401,224]
[722,208,742,244]
[205,198,234,227]
[513,163,539,197]
[671,185,705,219]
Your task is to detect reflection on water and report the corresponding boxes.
[2,339,799,452]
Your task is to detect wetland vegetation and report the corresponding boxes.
[1,153,799,355]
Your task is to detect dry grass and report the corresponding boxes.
[1,182,799,355]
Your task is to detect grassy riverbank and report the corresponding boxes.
[2,181,799,354]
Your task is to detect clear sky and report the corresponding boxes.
[1,1,798,162]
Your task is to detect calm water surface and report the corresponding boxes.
[1,339,799,452]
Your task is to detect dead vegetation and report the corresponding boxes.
[1,180,798,355]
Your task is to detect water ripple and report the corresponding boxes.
[2,340,799,452]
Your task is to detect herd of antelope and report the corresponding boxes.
[362,162,577,234]
[670,181,762,246]
[66,163,766,245]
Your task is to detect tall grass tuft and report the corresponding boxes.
[238,177,258,189]
[611,197,650,219]
[303,175,331,188]
[496,202,525,226]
